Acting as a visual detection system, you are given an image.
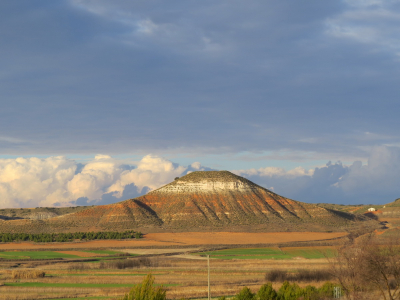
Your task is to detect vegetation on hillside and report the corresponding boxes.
[0,230,141,243]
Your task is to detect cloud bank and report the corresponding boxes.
[0,155,208,208]
[234,146,400,205]
[1,147,400,208]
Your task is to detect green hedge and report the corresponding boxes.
[0,230,142,243]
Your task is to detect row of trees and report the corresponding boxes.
[230,282,336,300]
[0,230,142,243]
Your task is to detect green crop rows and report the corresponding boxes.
[0,251,81,260]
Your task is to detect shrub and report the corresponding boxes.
[265,269,332,282]
[318,282,335,298]
[100,258,153,269]
[257,283,278,300]
[12,270,45,279]
[294,269,332,282]
[301,285,319,300]
[121,274,166,300]
[278,281,302,300]
[235,287,255,300]
[265,270,287,282]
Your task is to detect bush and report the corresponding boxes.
[265,270,287,282]
[121,274,166,300]
[257,283,278,300]
[12,270,45,279]
[318,282,335,298]
[294,269,332,282]
[100,258,153,269]
[235,287,255,300]
[301,285,319,300]
[278,281,302,300]
[265,269,332,282]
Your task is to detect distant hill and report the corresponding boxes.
[0,171,373,234]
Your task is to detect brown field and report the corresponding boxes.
[0,231,347,250]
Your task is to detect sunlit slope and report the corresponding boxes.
[136,171,357,228]
[0,171,367,233]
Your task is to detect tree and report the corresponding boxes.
[257,283,278,300]
[330,234,400,300]
[278,281,302,300]
[121,274,166,300]
[235,287,255,300]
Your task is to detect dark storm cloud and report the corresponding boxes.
[1,0,400,160]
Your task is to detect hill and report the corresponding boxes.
[0,171,373,233]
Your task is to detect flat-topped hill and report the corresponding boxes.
[0,171,375,233]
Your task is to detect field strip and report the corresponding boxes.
[144,231,348,245]
[0,231,347,250]
[118,248,201,255]
[54,250,110,257]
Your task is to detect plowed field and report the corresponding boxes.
[0,231,346,250]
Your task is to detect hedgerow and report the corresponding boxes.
[0,230,142,243]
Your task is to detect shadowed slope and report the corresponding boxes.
[0,199,162,234]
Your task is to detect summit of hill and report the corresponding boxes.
[0,171,375,234]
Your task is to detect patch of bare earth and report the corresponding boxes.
[0,231,347,250]
[144,231,347,245]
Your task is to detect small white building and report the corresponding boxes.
[367,207,376,212]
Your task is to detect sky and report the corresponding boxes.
[1,0,400,208]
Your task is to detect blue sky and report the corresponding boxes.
[1,0,400,208]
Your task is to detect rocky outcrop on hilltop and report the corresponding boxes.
[0,171,371,234]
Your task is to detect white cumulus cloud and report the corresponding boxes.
[0,154,200,208]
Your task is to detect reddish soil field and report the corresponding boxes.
[0,231,347,250]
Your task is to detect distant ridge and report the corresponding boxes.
[0,171,368,233]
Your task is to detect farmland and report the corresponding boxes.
[0,231,345,300]
[193,246,336,260]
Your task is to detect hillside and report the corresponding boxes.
[0,171,374,234]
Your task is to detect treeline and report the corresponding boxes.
[121,274,340,300]
[0,230,142,243]
[228,281,339,300]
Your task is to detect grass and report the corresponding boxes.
[283,247,337,259]
[194,247,336,259]
[51,273,161,277]
[46,297,113,300]
[82,250,121,255]
[0,249,333,300]
[4,282,135,288]
[4,282,179,288]
[0,251,81,259]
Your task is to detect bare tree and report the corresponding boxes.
[330,234,400,300]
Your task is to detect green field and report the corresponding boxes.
[194,247,336,260]
[283,248,337,259]
[82,250,121,255]
[0,251,81,260]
